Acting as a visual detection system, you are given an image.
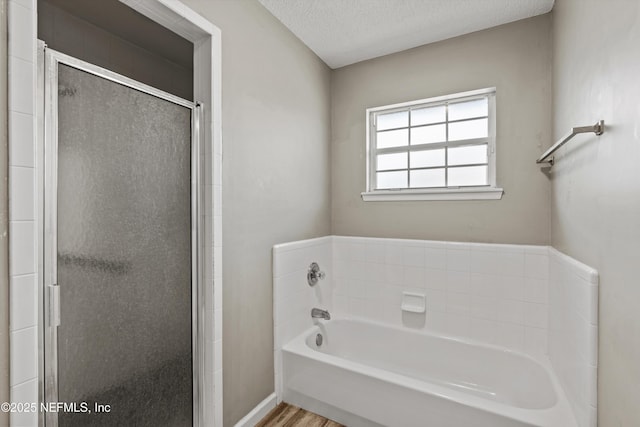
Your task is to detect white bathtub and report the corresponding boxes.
[282,318,577,427]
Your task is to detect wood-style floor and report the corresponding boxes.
[256,403,344,427]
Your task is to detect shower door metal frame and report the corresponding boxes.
[38,43,203,427]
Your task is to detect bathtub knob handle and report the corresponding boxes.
[307,262,325,286]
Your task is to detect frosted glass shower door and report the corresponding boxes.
[43,49,198,427]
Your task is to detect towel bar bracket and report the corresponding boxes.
[593,120,605,135]
[537,120,604,165]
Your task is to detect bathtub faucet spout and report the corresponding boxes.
[311,308,331,320]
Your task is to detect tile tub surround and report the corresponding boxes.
[548,248,599,427]
[272,237,333,400]
[273,236,598,427]
[332,236,551,359]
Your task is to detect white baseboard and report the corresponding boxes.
[233,393,277,427]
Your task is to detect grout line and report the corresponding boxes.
[9,377,37,390]
[10,325,37,334]
[10,272,37,279]
[8,109,33,118]
[7,0,32,12]
[8,53,35,65]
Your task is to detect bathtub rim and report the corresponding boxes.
[282,316,578,427]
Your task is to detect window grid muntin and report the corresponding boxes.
[407,102,412,187]
[444,101,449,186]
[372,93,493,190]
[375,115,491,134]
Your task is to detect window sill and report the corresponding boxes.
[361,187,504,201]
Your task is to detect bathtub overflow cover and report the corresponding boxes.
[316,333,323,347]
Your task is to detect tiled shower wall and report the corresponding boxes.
[7,0,39,426]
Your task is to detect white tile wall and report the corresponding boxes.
[9,379,38,427]
[548,248,599,427]
[272,236,333,400]
[8,57,34,115]
[9,275,36,331]
[9,327,37,386]
[8,112,35,167]
[332,237,550,358]
[8,0,38,420]
[9,222,35,276]
[9,167,35,220]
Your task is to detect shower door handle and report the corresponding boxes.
[49,284,60,327]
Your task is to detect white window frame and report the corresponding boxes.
[362,87,503,201]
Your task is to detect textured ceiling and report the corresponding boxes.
[257,0,555,69]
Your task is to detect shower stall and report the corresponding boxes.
[38,44,202,426]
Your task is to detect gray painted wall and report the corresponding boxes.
[330,15,552,245]
[551,1,640,425]
[38,0,193,100]
[178,1,332,426]
[0,0,9,425]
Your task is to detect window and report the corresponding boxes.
[363,88,503,201]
